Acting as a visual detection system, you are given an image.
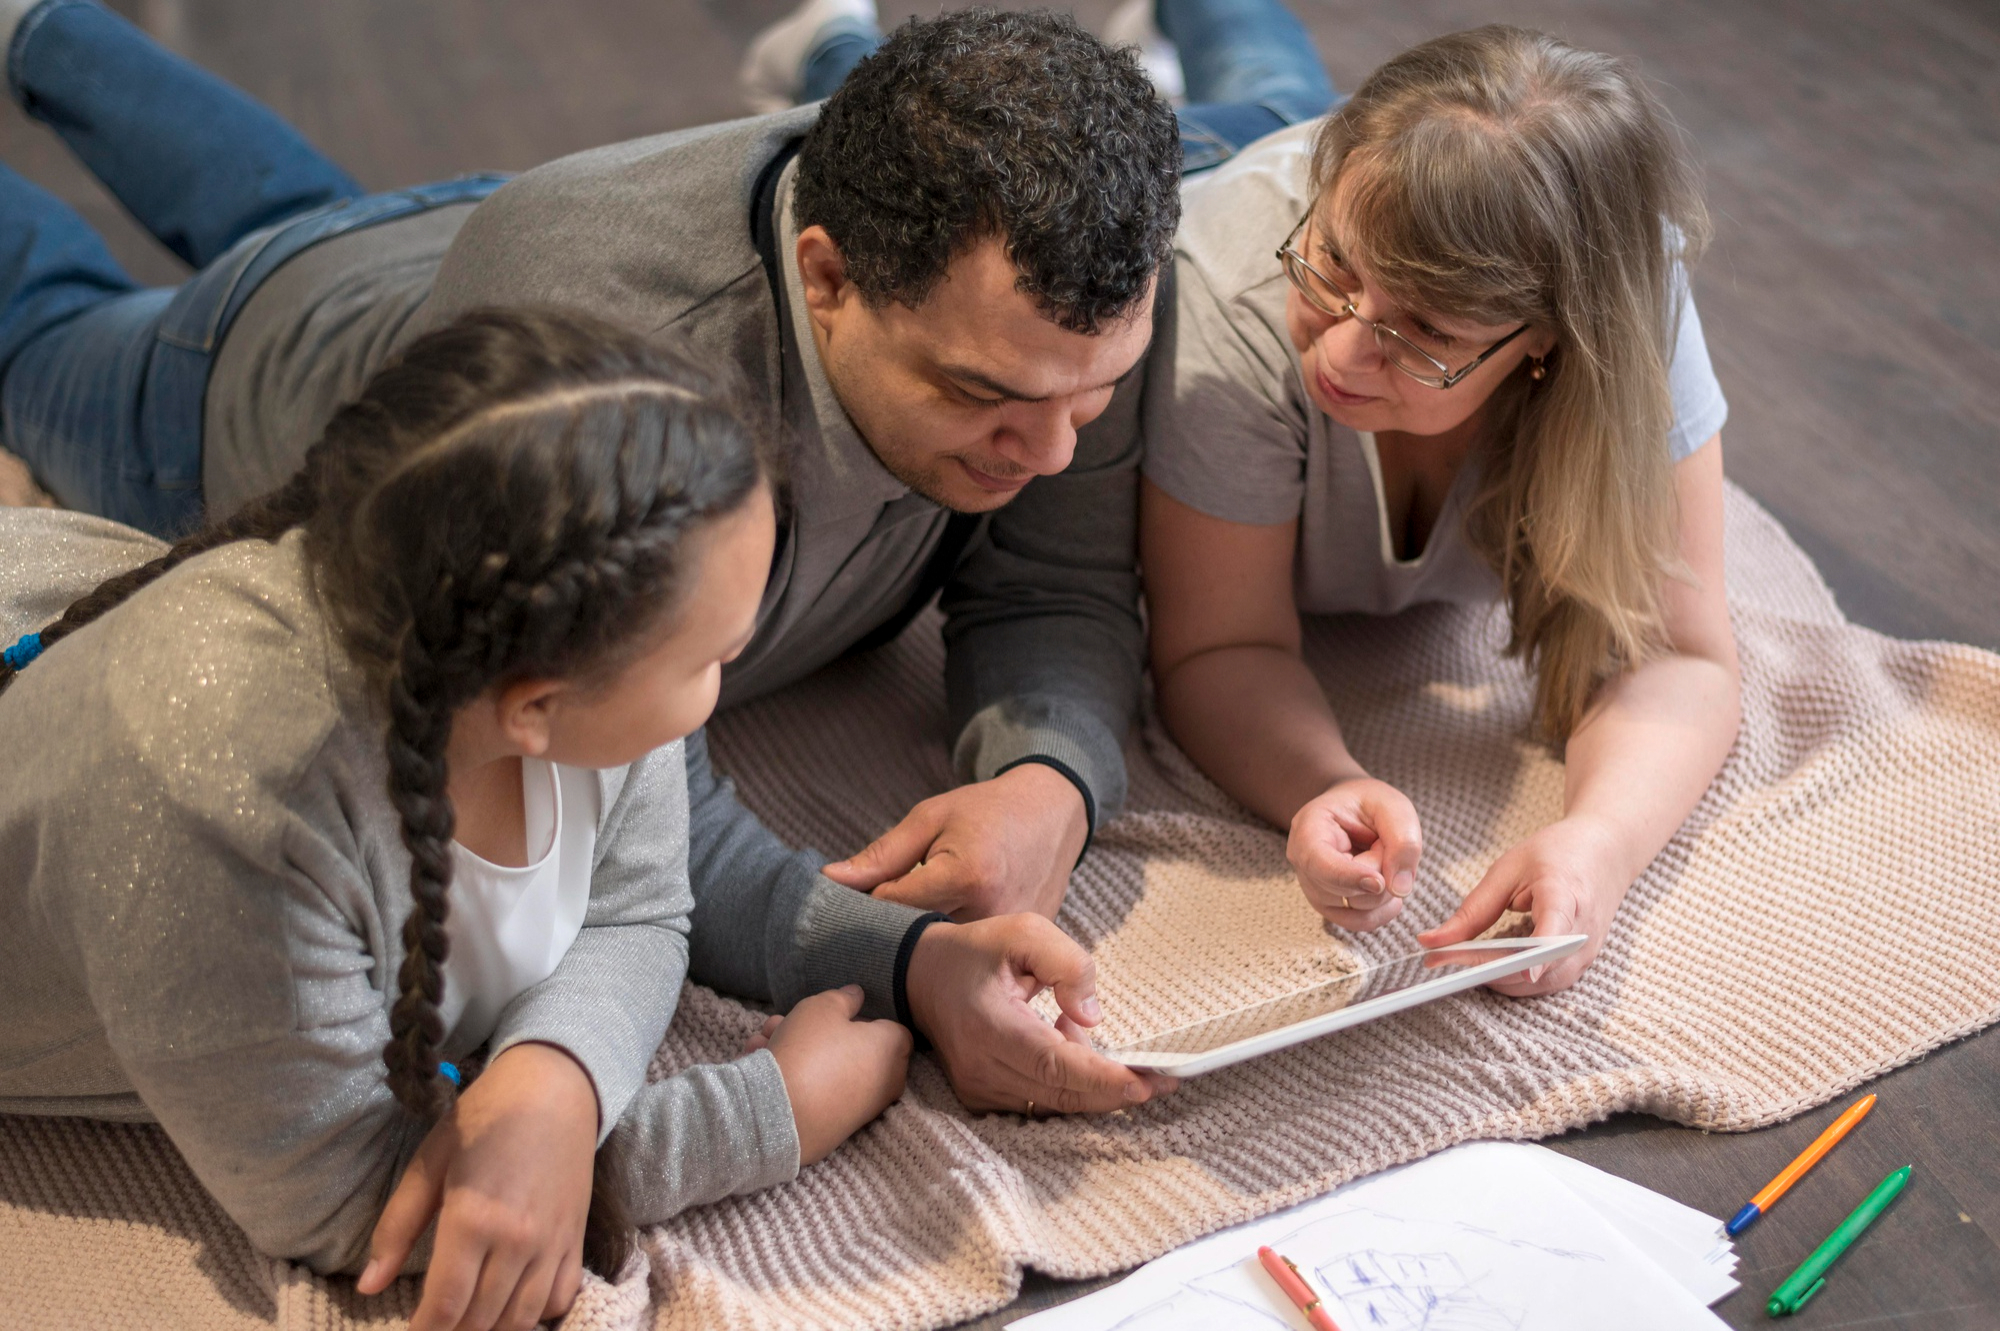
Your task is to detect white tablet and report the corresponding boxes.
[1098,935,1588,1077]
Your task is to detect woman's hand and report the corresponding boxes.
[1416,817,1630,995]
[743,985,912,1165]
[1288,777,1423,931]
[358,1041,599,1331]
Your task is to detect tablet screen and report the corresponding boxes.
[1101,942,1540,1061]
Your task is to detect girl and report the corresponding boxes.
[1141,27,1741,994]
[0,308,911,1331]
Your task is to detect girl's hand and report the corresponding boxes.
[357,1041,599,1331]
[1417,817,1630,996]
[744,985,912,1165]
[1288,777,1423,931]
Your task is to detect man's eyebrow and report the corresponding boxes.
[939,355,1147,403]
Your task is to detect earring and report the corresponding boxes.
[1529,356,1546,381]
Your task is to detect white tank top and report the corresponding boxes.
[439,758,600,1055]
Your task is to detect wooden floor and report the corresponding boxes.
[5,2,1994,1327]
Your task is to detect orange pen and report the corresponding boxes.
[1726,1093,1877,1236]
[1257,1245,1343,1331]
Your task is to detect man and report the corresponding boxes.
[0,2,1182,1116]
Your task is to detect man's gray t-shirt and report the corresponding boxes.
[1143,120,1729,617]
[201,204,479,518]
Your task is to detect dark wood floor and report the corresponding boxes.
[4,2,1993,1328]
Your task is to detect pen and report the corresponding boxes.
[1766,1164,1911,1317]
[1727,1093,1876,1236]
[1257,1245,1342,1331]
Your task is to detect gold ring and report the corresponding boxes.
[1025,1100,1037,1119]
[1341,896,1349,910]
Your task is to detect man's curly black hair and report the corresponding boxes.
[793,7,1182,336]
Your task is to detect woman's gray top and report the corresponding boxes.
[0,511,799,1274]
[1144,119,1731,616]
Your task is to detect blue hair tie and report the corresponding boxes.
[438,1061,461,1088]
[2,633,43,671]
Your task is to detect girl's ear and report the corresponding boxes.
[493,678,566,757]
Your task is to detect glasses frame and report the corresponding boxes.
[1277,213,1531,391]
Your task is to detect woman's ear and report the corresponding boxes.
[493,678,566,757]
[1526,327,1559,359]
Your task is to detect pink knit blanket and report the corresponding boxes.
[5,485,1996,1330]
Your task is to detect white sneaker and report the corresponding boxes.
[1103,0,1185,104]
[738,0,879,115]
[0,0,48,60]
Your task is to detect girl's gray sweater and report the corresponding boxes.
[0,513,804,1274]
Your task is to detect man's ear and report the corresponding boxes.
[493,677,566,758]
[795,225,852,335]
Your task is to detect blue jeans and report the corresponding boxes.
[800,0,1339,174]
[0,0,502,535]
[0,0,1335,537]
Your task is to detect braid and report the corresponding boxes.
[0,470,318,697]
[378,598,470,1117]
[308,313,762,1143]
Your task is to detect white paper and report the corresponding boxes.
[1535,1148,1740,1304]
[1016,1143,1732,1331]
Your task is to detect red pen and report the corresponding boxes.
[1257,1245,1343,1331]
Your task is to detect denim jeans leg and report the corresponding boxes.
[2,285,188,531]
[0,157,185,524]
[1158,0,1338,124]
[7,0,362,269]
[0,159,134,368]
[799,25,880,103]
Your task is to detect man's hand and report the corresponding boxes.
[822,763,1089,920]
[904,914,1176,1115]
[358,1042,598,1331]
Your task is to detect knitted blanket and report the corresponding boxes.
[4,484,1997,1330]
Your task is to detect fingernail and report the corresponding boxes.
[359,1258,385,1291]
[1124,1080,1147,1103]
[1393,870,1414,897]
[1364,876,1384,894]
[1079,996,1103,1023]
[1528,965,1547,984]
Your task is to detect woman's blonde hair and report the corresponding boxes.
[1308,25,1710,739]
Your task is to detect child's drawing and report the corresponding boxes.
[1316,1250,1522,1331]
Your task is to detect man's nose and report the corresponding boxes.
[996,402,1079,476]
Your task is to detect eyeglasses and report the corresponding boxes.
[1277,213,1530,391]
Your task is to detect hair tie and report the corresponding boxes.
[438,1061,461,1088]
[2,633,44,671]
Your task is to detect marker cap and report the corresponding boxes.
[1766,1276,1826,1317]
[1726,1202,1760,1237]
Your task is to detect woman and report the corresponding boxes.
[1141,26,1740,994]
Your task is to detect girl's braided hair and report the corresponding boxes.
[0,307,768,1274]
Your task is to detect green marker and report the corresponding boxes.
[1766,1165,1912,1317]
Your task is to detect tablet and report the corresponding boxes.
[1098,935,1588,1076]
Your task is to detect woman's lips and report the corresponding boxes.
[1315,366,1377,407]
